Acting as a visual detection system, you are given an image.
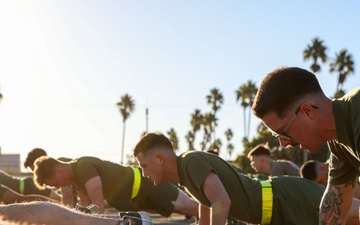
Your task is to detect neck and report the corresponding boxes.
[264,158,272,174]
[165,154,180,183]
[318,97,337,140]
[61,163,74,181]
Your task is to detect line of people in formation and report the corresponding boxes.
[1,143,358,225]
[0,66,359,225]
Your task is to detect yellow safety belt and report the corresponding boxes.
[19,178,25,195]
[260,180,273,224]
[131,167,141,199]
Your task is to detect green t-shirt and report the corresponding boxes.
[271,160,300,176]
[0,170,51,196]
[178,151,262,224]
[71,157,137,211]
[177,151,324,225]
[71,157,178,216]
[328,87,360,185]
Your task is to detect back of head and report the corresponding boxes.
[133,132,174,156]
[24,148,47,169]
[300,160,317,181]
[33,156,58,190]
[252,67,323,118]
[247,144,271,158]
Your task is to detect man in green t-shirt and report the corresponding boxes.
[247,144,300,177]
[252,66,360,224]
[133,132,360,225]
[24,147,76,207]
[33,156,198,218]
[0,170,61,201]
[300,160,360,199]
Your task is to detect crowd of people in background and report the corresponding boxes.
[0,66,359,225]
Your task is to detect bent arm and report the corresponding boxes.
[61,185,77,207]
[84,176,106,212]
[202,172,231,225]
[320,181,355,224]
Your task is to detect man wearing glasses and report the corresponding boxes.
[252,66,360,225]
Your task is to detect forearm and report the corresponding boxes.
[210,199,231,225]
[61,186,77,207]
[320,184,354,224]
[346,198,360,225]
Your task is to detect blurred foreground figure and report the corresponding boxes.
[0,202,120,225]
[0,184,56,204]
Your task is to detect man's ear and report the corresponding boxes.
[156,152,164,164]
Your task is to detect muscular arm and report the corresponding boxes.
[320,180,356,224]
[201,171,231,225]
[61,185,77,207]
[84,176,106,213]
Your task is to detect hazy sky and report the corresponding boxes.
[1,1,359,171]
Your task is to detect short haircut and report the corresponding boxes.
[247,144,271,158]
[24,148,47,168]
[252,67,323,118]
[300,160,317,181]
[133,132,173,157]
[33,156,58,190]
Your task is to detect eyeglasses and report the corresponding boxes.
[272,104,319,141]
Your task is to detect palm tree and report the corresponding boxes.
[333,89,346,99]
[116,93,135,164]
[167,128,179,151]
[303,37,327,73]
[190,109,203,149]
[235,80,257,141]
[329,49,355,92]
[206,88,224,142]
[225,128,234,160]
[200,113,216,151]
[185,131,195,150]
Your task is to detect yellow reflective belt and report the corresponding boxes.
[19,178,25,195]
[131,167,141,199]
[260,180,273,224]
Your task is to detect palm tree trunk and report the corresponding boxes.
[247,107,252,140]
[121,121,126,164]
[243,107,247,140]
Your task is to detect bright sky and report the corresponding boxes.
[1,1,359,171]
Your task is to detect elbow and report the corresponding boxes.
[212,198,231,215]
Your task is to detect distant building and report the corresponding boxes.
[0,147,20,174]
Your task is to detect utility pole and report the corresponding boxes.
[145,107,149,132]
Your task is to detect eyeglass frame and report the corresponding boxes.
[272,104,319,141]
